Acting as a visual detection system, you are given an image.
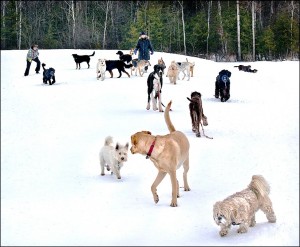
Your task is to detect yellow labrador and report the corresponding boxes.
[130,101,190,207]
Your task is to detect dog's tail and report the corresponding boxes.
[124,63,133,68]
[248,175,271,199]
[104,136,113,146]
[90,51,95,57]
[186,97,192,102]
[42,63,46,71]
[164,101,176,133]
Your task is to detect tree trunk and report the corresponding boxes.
[218,1,226,55]
[290,0,294,58]
[71,0,76,49]
[206,1,212,56]
[103,1,109,49]
[252,1,256,61]
[178,1,186,55]
[236,0,241,61]
[2,1,7,48]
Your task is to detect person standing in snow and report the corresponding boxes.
[134,31,154,73]
[24,44,41,76]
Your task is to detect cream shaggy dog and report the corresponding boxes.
[96,58,106,80]
[213,175,276,237]
[130,101,190,207]
[166,61,179,85]
[99,136,129,179]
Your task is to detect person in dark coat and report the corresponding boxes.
[134,31,154,72]
[24,44,41,76]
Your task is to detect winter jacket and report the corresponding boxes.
[135,36,153,61]
[26,47,39,61]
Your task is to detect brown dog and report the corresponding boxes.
[187,91,208,137]
[158,57,166,75]
[130,101,190,207]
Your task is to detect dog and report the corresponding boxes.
[187,91,208,137]
[175,59,195,81]
[42,63,56,85]
[96,58,106,81]
[166,60,179,85]
[213,175,276,237]
[147,64,164,112]
[130,100,190,207]
[157,57,166,75]
[131,59,151,76]
[72,51,95,69]
[116,50,132,64]
[234,65,258,73]
[187,58,195,77]
[99,136,129,179]
[215,69,231,102]
[129,48,134,55]
[105,60,132,78]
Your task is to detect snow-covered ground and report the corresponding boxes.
[1,49,299,246]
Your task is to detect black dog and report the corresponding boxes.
[234,65,258,73]
[72,51,95,69]
[116,50,132,64]
[105,60,133,78]
[42,63,56,85]
[146,64,165,111]
[215,69,231,102]
[187,91,208,137]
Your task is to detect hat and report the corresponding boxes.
[140,31,146,36]
[33,44,38,47]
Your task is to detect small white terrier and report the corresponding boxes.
[99,136,129,179]
[96,58,106,81]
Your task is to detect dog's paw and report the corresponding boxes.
[196,133,201,137]
[237,226,248,234]
[184,186,191,191]
[170,200,178,207]
[267,213,276,223]
[219,229,228,237]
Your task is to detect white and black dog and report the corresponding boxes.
[42,63,56,85]
[146,64,165,112]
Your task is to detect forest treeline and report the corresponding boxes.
[1,1,299,61]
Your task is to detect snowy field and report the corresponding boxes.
[1,49,299,246]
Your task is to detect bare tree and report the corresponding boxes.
[103,1,110,49]
[218,1,227,56]
[236,0,241,61]
[206,1,212,56]
[252,1,256,61]
[178,1,186,55]
[290,0,295,58]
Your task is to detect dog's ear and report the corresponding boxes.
[115,143,120,150]
[125,142,129,149]
[142,130,152,135]
[131,135,136,145]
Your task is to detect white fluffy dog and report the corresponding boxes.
[213,175,276,237]
[99,136,129,179]
[96,58,106,81]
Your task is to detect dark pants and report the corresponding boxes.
[24,57,41,76]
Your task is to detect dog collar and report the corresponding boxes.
[146,137,156,159]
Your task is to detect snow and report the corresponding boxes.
[1,49,299,246]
